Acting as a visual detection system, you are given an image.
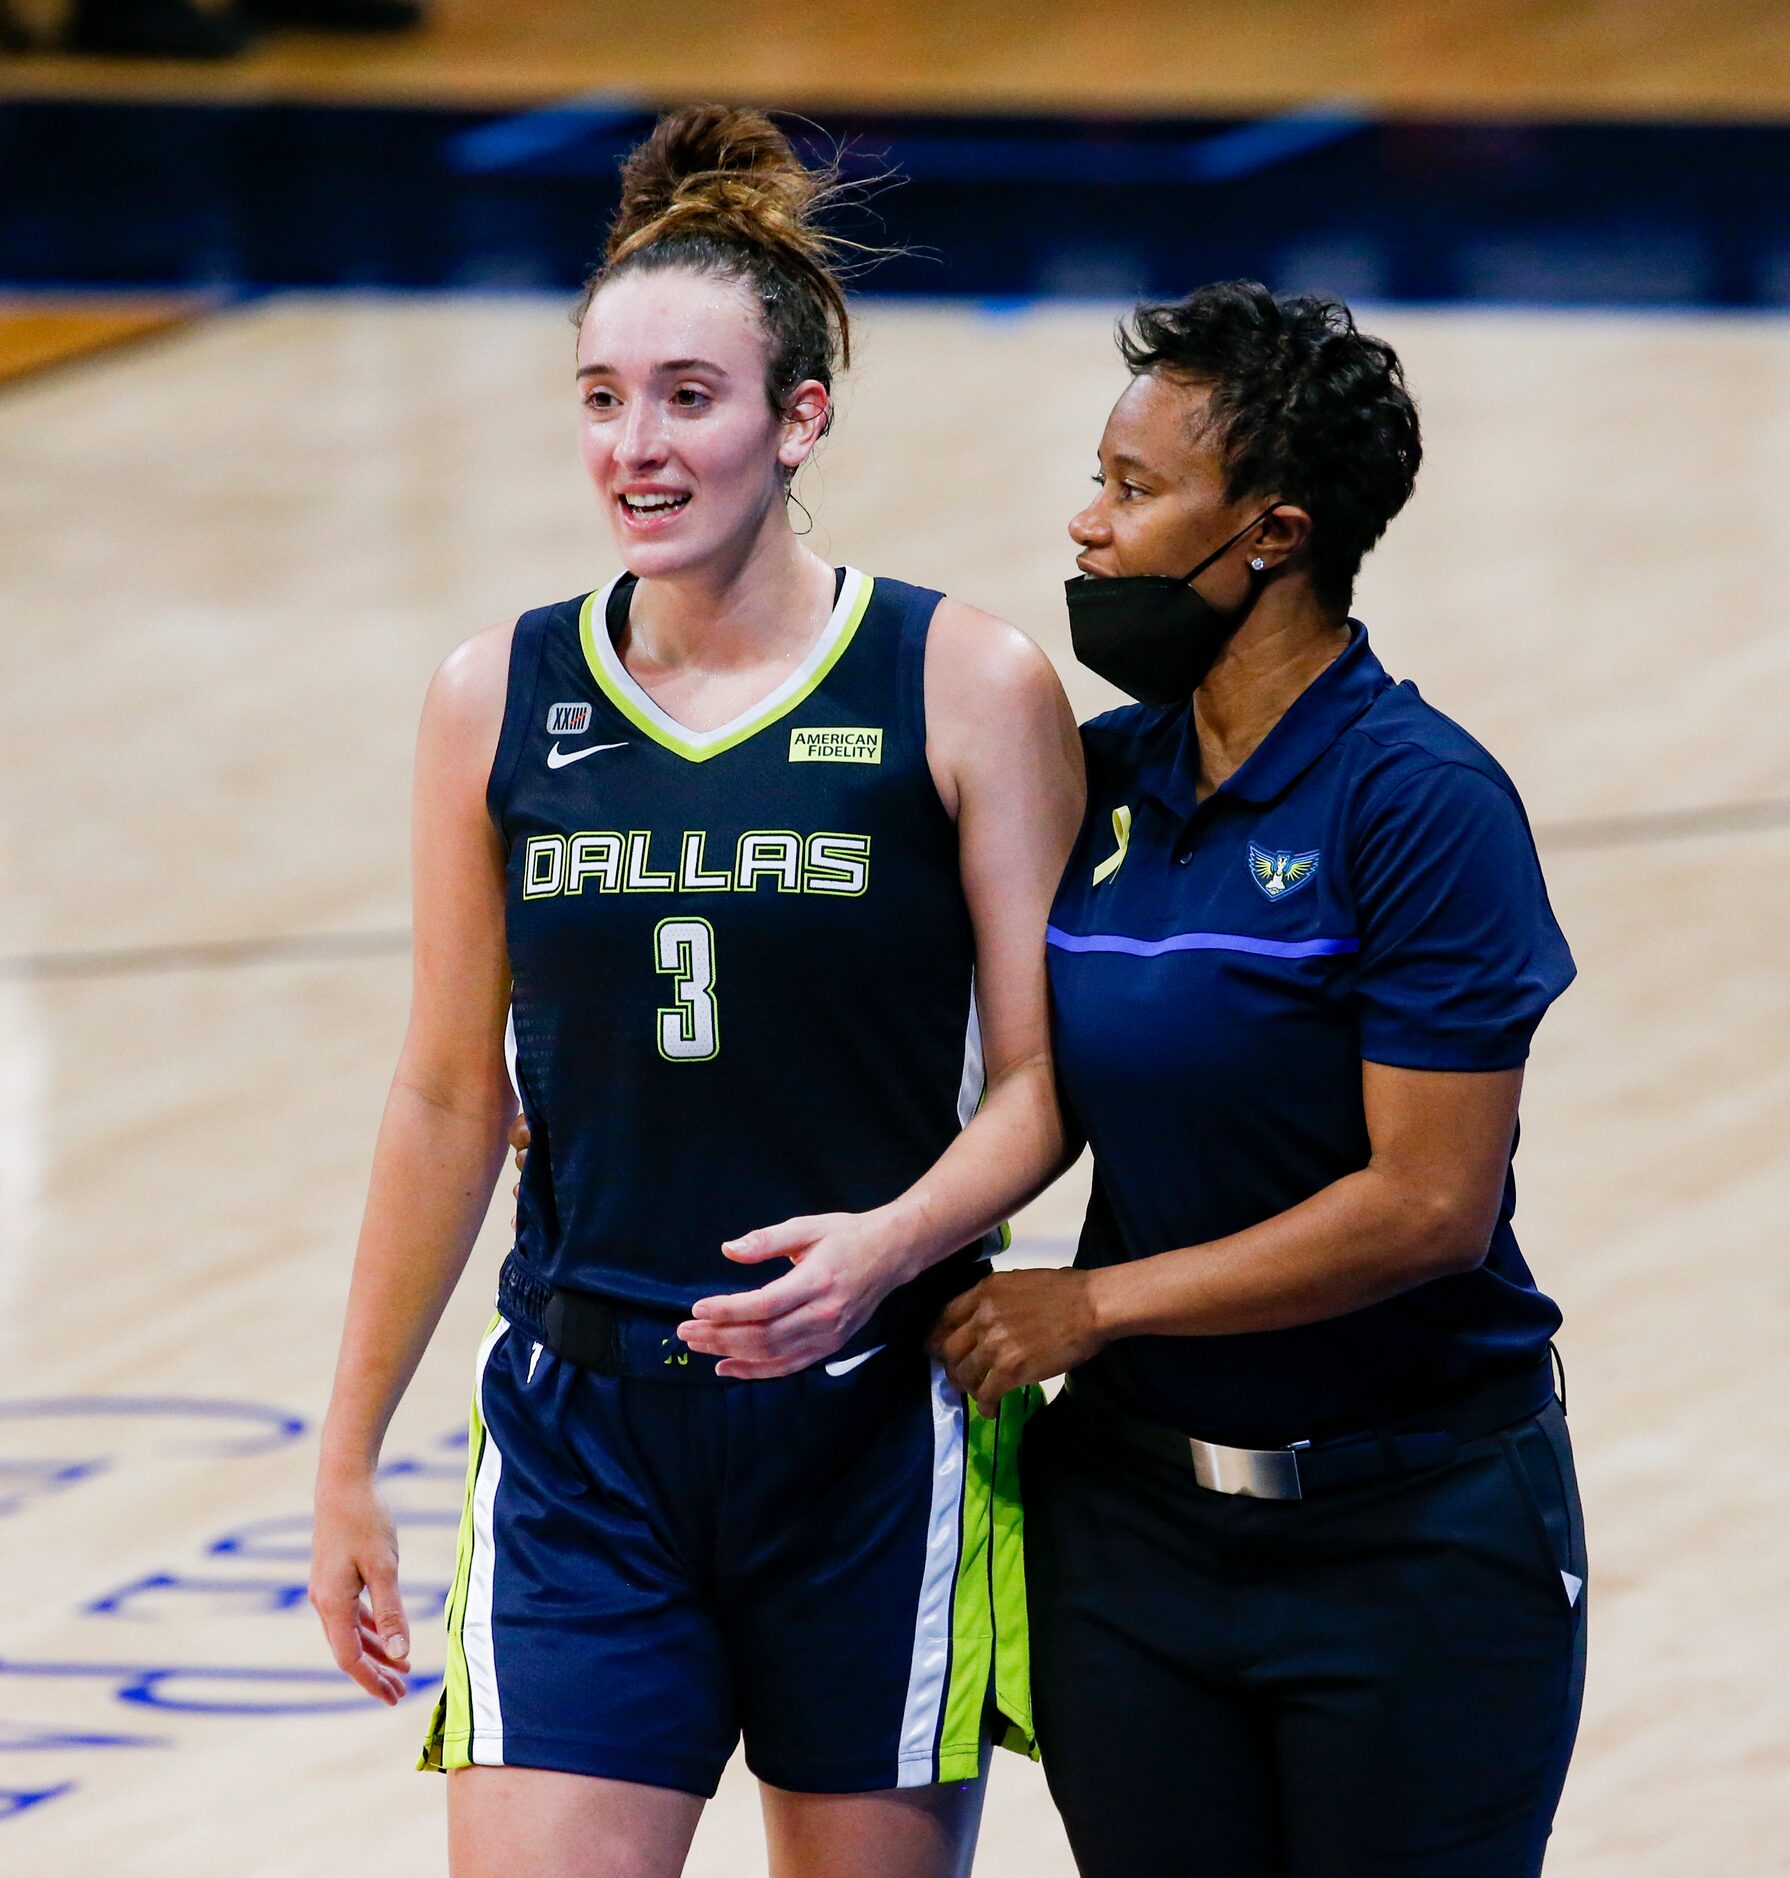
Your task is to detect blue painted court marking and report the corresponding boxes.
[0,1658,441,1716]
[1047,924,1359,961]
[83,1571,455,1622]
[206,1505,458,1565]
[0,1458,107,1520]
[0,1784,76,1823]
[0,1723,168,1751]
[0,1397,306,1458]
[84,1574,316,1619]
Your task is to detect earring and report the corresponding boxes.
[1249,556,1266,571]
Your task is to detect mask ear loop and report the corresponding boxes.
[1179,502,1285,587]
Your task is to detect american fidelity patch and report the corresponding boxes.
[789,727,883,764]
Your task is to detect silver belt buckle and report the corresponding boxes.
[1187,1436,1304,1500]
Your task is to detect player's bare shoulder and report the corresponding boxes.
[923,596,1083,817]
[926,596,1059,713]
[428,620,514,729]
[417,619,515,808]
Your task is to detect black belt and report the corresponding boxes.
[1058,1358,1557,1501]
[497,1251,634,1371]
[496,1247,988,1384]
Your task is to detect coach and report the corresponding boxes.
[932,283,1586,1876]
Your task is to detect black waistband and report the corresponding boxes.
[1060,1357,1557,1497]
[496,1248,986,1384]
[500,1252,743,1382]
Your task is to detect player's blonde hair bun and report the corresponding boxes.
[597,104,853,373]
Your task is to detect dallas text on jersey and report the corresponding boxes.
[521,829,873,899]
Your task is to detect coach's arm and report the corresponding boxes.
[931,1062,1522,1416]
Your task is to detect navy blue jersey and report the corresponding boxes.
[491,567,987,1317]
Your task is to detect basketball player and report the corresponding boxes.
[306,106,1083,1878]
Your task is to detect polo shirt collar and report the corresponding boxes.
[1140,623,1390,819]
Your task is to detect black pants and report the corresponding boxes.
[1024,1392,1587,1877]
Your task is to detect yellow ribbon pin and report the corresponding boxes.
[1092,804,1132,886]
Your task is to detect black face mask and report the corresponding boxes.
[1065,505,1281,706]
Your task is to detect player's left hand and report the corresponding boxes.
[678,1212,912,1379]
[927,1269,1107,1416]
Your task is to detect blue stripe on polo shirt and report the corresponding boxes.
[1046,924,1360,962]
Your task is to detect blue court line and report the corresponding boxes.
[0,1397,306,1456]
[1047,926,1359,960]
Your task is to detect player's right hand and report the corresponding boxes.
[308,1468,411,1705]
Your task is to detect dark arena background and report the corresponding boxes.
[1,3,1786,1871]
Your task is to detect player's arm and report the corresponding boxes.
[678,601,1085,1379]
[932,1064,1522,1414]
[308,623,517,1705]
[887,600,1088,1257]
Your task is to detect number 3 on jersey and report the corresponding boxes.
[654,918,719,1061]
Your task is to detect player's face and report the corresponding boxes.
[1069,374,1260,612]
[576,269,823,579]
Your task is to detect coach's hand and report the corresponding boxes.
[309,1467,411,1706]
[678,1212,912,1380]
[928,1269,1106,1416]
[508,1112,529,1229]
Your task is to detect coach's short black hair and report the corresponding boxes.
[1118,281,1421,607]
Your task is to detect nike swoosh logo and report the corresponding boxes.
[546,740,628,768]
[823,1344,886,1378]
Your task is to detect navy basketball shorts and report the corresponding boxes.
[421,1314,1037,1796]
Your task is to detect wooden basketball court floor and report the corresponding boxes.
[5,0,1789,116]
[1,293,1786,1875]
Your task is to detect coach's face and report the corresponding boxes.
[1069,372,1260,616]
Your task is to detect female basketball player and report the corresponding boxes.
[307,106,1083,1878]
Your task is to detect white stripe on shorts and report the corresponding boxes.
[896,1357,967,1785]
[463,1315,510,1764]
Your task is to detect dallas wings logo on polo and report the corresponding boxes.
[1249,843,1320,899]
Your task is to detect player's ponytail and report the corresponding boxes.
[581,105,857,421]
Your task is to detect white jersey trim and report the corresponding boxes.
[583,566,870,753]
[896,1358,968,1785]
[462,1316,510,1764]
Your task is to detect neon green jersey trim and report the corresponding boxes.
[578,568,875,764]
[418,1310,502,1774]
[939,1399,998,1776]
[933,1385,1045,1780]
[989,1384,1043,1757]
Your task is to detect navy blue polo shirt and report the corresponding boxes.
[1048,626,1575,1446]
